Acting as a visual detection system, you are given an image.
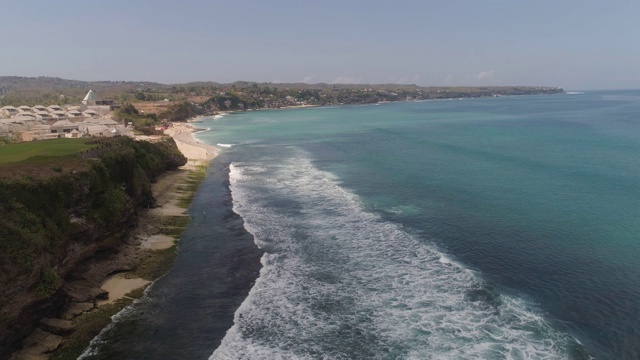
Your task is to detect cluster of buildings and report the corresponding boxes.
[0,91,130,141]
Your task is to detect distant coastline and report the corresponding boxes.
[0,75,563,118]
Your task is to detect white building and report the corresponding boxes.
[36,111,51,119]
[1,106,17,117]
[51,119,79,134]
[100,119,118,128]
[82,89,97,105]
[82,109,99,117]
[67,110,82,118]
[86,125,110,137]
[51,111,67,119]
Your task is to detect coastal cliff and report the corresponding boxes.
[0,137,186,359]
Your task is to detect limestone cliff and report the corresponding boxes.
[0,137,186,359]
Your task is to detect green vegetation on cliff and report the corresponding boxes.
[0,137,186,358]
[159,100,202,122]
[112,103,159,134]
[0,137,185,274]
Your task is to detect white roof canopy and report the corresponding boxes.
[83,90,97,102]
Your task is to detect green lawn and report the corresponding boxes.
[0,138,97,164]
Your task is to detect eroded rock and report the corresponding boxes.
[62,281,108,303]
[60,302,94,320]
[9,329,62,359]
[39,318,75,335]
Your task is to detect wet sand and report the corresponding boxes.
[98,275,151,305]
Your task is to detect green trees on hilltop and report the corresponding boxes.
[159,101,201,122]
[113,103,159,133]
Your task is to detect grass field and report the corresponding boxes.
[0,138,97,164]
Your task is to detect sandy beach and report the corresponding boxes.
[11,122,220,360]
[97,275,151,306]
[97,121,218,304]
[164,122,218,164]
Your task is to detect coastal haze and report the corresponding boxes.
[2,1,640,90]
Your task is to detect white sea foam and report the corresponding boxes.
[212,151,577,359]
[217,143,234,148]
[438,253,465,269]
[388,204,422,216]
[79,282,158,359]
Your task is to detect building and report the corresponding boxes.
[82,109,99,117]
[51,119,79,134]
[51,111,67,119]
[82,89,97,105]
[35,111,51,119]
[66,129,81,138]
[12,114,38,123]
[100,119,118,128]
[0,106,17,117]
[85,125,111,137]
[67,110,82,118]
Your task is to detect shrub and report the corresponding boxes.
[35,267,62,298]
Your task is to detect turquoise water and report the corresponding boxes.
[197,91,640,359]
[82,91,640,359]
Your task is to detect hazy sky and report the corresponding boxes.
[2,0,639,89]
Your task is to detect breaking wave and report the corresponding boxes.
[211,151,584,359]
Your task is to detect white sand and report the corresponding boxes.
[98,273,150,305]
[164,122,218,162]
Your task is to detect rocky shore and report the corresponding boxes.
[8,124,217,360]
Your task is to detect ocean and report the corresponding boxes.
[84,90,640,359]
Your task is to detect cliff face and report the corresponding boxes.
[0,137,186,359]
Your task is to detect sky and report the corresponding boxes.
[2,0,639,90]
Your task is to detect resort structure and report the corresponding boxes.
[0,90,129,141]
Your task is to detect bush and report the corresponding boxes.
[113,103,159,131]
[35,267,62,298]
[0,137,13,146]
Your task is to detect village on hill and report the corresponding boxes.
[0,90,132,141]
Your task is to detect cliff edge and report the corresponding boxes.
[0,137,186,359]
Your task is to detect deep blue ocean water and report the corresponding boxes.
[86,91,640,359]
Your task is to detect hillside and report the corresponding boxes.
[0,76,563,109]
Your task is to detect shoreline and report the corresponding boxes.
[163,122,218,164]
[92,123,218,308]
[69,143,263,359]
[12,124,218,360]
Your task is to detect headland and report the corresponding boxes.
[1,124,217,360]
